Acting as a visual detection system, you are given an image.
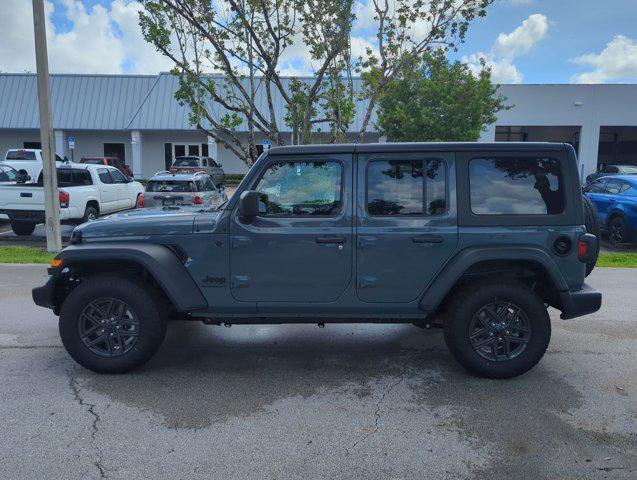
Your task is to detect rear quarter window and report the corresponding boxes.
[469,157,564,215]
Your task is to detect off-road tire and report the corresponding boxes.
[443,281,551,379]
[82,205,99,223]
[59,275,167,373]
[582,195,600,276]
[10,221,36,236]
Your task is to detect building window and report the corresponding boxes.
[23,142,41,149]
[201,143,209,157]
[103,143,125,162]
[598,126,637,167]
[495,126,527,142]
[164,143,172,170]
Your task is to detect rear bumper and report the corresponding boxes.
[559,283,602,319]
[0,208,72,223]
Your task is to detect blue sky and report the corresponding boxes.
[2,0,636,83]
[452,0,637,83]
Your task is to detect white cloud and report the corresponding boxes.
[462,13,548,83]
[0,0,172,74]
[570,35,637,83]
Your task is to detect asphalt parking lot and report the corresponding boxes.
[0,265,635,479]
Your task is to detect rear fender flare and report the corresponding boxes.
[419,246,569,312]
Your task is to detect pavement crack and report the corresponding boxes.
[346,367,408,455]
[68,369,108,478]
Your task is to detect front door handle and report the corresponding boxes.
[315,235,346,244]
[412,235,444,244]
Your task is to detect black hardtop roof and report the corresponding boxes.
[267,142,570,156]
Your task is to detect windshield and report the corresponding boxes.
[147,180,196,192]
[173,157,200,167]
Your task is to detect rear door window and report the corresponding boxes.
[469,157,564,215]
[57,169,93,186]
[366,159,447,216]
[585,179,607,193]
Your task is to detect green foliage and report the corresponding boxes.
[0,246,55,264]
[376,53,510,142]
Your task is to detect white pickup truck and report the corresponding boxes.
[3,148,65,182]
[0,163,144,236]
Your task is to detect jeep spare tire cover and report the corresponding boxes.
[582,195,600,277]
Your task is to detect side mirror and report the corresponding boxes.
[18,172,31,183]
[217,163,223,168]
[239,190,260,221]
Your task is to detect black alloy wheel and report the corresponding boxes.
[468,301,531,362]
[78,298,140,357]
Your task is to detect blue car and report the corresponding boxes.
[584,175,637,245]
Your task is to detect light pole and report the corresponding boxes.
[32,0,62,252]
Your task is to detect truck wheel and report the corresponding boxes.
[59,275,167,373]
[443,281,550,379]
[11,221,36,236]
[82,205,99,223]
[582,195,600,276]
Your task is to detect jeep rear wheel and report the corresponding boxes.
[443,281,550,379]
[59,275,167,373]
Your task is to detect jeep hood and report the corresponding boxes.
[73,206,222,239]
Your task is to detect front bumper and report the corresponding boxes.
[32,275,56,311]
[559,283,601,319]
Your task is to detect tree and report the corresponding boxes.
[356,0,495,142]
[139,0,353,167]
[139,0,494,166]
[376,52,510,142]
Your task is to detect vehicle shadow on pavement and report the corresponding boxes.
[70,321,636,479]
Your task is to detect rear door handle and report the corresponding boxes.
[412,235,444,244]
[315,235,346,244]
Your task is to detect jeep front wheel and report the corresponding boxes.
[59,275,167,373]
[443,281,550,379]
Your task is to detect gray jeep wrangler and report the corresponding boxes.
[33,143,602,378]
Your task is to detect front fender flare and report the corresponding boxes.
[56,242,207,312]
[419,246,569,312]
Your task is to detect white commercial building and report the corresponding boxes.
[1,73,635,179]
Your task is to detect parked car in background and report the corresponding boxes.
[0,163,29,184]
[0,163,144,236]
[3,148,65,182]
[170,156,225,186]
[585,164,637,185]
[144,170,227,208]
[78,157,133,178]
[584,175,637,245]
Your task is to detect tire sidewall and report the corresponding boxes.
[83,206,99,223]
[11,221,36,236]
[608,216,627,245]
[444,283,551,378]
[59,276,166,373]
